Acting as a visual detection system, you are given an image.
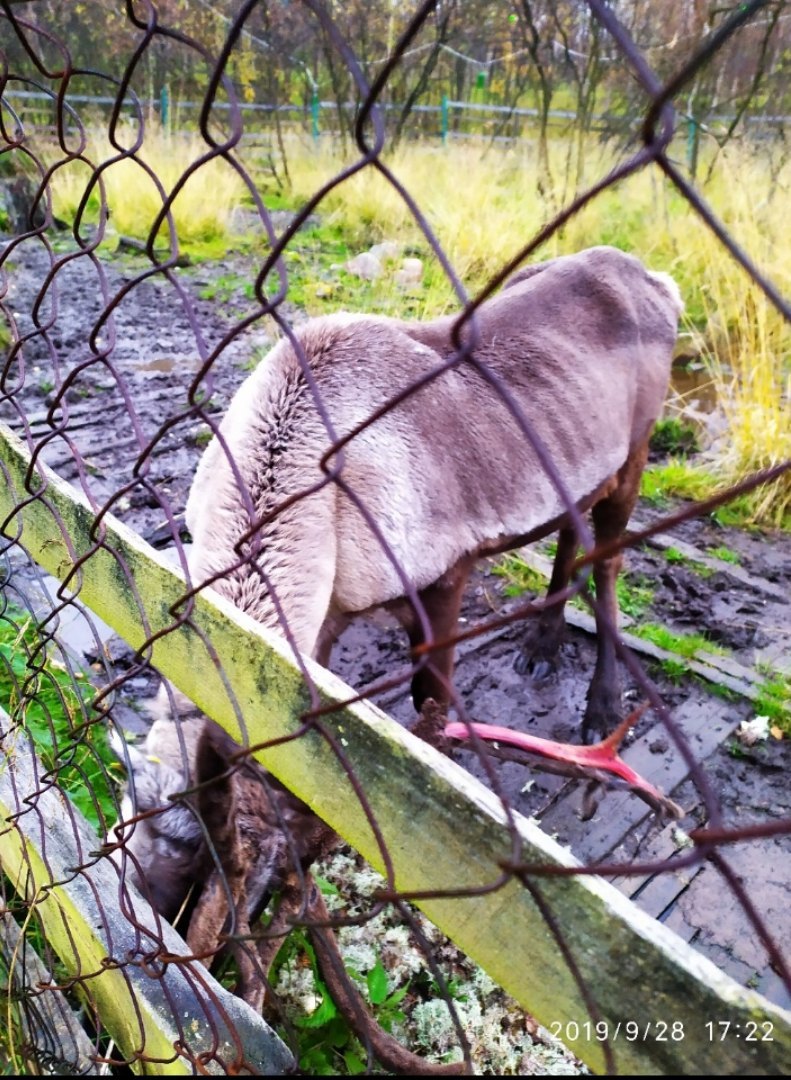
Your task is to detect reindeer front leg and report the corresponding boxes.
[514,525,578,679]
[583,548,624,742]
[583,442,649,742]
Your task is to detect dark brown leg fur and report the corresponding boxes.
[582,439,650,742]
[514,525,578,679]
[400,556,475,712]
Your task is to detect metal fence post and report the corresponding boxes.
[687,115,699,178]
[311,91,320,141]
[160,84,170,128]
[441,93,448,144]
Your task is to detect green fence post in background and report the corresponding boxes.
[441,93,448,145]
[687,115,699,178]
[311,91,320,142]
[160,84,170,129]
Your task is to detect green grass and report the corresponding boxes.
[662,546,714,578]
[698,676,739,702]
[490,554,548,597]
[48,123,249,248]
[615,574,656,620]
[659,657,690,685]
[640,460,718,507]
[649,417,700,456]
[492,553,655,621]
[706,544,742,566]
[198,271,255,304]
[753,672,791,735]
[570,573,656,621]
[632,621,727,660]
[0,607,119,835]
[639,463,781,530]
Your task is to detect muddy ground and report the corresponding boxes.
[2,231,790,1059]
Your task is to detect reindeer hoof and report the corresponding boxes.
[582,703,622,745]
[514,650,556,681]
[410,698,451,753]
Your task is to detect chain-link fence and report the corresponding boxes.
[1,0,790,1074]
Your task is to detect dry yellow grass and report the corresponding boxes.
[48,127,790,526]
[279,137,790,527]
[50,122,248,245]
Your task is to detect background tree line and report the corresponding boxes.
[4,0,791,176]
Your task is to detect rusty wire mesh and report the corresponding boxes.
[1,0,790,1074]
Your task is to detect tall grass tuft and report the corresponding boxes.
[684,153,790,528]
[50,122,248,246]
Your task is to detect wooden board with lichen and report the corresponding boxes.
[0,718,294,1075]
[1,419,790,1075]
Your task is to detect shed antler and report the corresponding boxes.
[444,703,684,820]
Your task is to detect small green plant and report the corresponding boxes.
[0,609,119,834]
[706,544,741,565]
[640,459,716,506]
[698,676,738,702]
[662,546,713,577]
[491,554,547,597]
[650,416,700,456]
[198,271,254,304]
[193,427,213,448]
[633,621,727,660]
[271,929,410,1074]
[616,573,656,619]
[361,958,409,1035]
[493,553,655,621]
[0,315,12,354]
[568,570,655,620]
[710,495,770,530]
[752,672,791,735]
[660,657,690,684]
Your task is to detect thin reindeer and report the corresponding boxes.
[111,245,683,1072]
[187,245,682,738]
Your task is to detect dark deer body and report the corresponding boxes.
[187,245,682,736]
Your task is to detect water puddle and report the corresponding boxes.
[670,362,719,413]
[134,355,200,376]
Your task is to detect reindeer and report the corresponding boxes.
[187,244,682,739]
[111,246,682,1070]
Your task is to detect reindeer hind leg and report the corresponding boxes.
[398,556,475,715]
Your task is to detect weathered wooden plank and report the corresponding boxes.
[0,908,96,1075]
[1,419,790,1075]
[0,719,295,1076]
[538,700,739,862]
[513,548,763,696]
